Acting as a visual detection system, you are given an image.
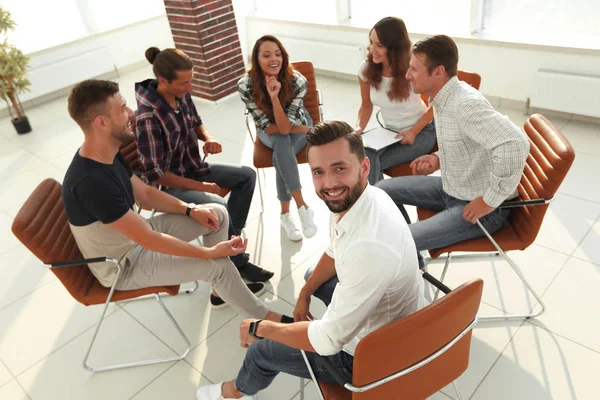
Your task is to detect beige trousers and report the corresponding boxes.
[117,204,268,319]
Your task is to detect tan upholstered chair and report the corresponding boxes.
[382,70,482,178]
[11,178,191,372]
[418,114,575,321]
[244,61,323,209]
[303,276,484,399]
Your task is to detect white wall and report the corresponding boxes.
[1,16,174,114]
[245,17,600,105]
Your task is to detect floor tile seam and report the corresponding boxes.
[13,377,32,400]
[0,277,57,313]
[556,190,600,205]
[0,242,22,258]
[0,358,16,390]
[467,321,527,400]
[8,308,122,380]
[524,319,600,356]
[127,360,179,400]
[182,358,215,385]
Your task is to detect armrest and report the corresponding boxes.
[422,272,452,295]
[317,88,323,106]
[498,198,553,209]
[50,257,107,268]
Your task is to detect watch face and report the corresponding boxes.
[188,203,196,208]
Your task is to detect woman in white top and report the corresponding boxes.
[356,17,436,184]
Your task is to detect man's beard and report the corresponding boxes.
[318,178,364,214]
[111,124,133,144]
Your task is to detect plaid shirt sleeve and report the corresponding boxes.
[135,110,166,183]
[458,99,530,207]
[237,75,271,131]
[286,73,308,126]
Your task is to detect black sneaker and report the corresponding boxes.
[210,282,266,310]
[238,262,275,282]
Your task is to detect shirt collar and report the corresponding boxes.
[431,76,460,110]
[334,184,372,236]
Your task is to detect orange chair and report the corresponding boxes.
[418,114,575,321]
[244,61,323,209]
[11,178,191,372]
[382,70,481,178]
[302,276,484,399]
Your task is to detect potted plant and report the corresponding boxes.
[0,6,31,134]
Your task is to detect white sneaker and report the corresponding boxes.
[281,212,302,241]
[196,382,255,400]
[298,206,317,238]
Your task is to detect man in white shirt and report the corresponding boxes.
[196,120,424,400]
[376,35,530,269]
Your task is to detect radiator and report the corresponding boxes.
[19,47,115,103]
[277,36,365,76]
[531,69,600,118]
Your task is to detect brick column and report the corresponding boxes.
[163,0,246,102]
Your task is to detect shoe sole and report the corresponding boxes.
[210,284,268,310]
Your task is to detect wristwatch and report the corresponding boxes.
[249,320,264,340]
[186,203,196,217]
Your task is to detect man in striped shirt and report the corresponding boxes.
[377,35,530,269]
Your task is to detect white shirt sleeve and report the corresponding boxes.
[357,59,368,82]
[307,241,401,355]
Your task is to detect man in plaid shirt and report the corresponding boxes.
[135,48,274,295]
[377,35,530,269]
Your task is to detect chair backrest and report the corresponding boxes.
[352,278,484,400]
[291,61,321,124]
[510,114,575,248]
[420,69,481,105]
[11,178,97,304]
[119,135,141,172]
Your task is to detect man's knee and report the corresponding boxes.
[209,203,229,229]
[241,165,256,187]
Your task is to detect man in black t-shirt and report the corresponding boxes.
[62,79,288,321]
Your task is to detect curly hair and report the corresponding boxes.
[361,17,412,102]
[248,35,295,121]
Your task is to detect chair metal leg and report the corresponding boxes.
[433,253,452,301]
[256,168,265,214]
[301,350,326,400]
[84,293,191,372]
[452,381,464,400]
[431,221,546,321]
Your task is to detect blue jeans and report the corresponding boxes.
[234,265,353,396]
[365,121,437,184]
[376,176,510,268]
[257,112,313,202]
[166,163,255,267]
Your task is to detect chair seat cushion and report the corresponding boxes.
[318,382,352,400]
[253,138,307,169]
[416,208,526,259]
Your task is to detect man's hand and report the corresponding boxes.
[190,207,219,231]
[410,154,440,175]
[196,182,222,195]
[266,76,281,99]
[462,196,495,224]
[293,293,313,322]
[203,139,222,155]
[355,127,364,135]
[239,319,259,348]
[398,128,418,145]
[210,235,248,258]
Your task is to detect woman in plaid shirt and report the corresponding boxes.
[237,35,318,242]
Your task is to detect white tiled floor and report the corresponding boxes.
[0,66,599,400]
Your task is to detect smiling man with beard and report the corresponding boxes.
[196,120,424,400]
[61,79,290,323]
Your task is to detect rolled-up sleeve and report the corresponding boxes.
[135,110,166,183]
[307,242,399,356]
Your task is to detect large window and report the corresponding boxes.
[254,0,338,25]
[2,0,166,54]
[480,0,600,49]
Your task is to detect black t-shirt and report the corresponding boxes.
[62,151,135,226]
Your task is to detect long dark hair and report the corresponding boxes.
[248,35,295,120]
[362,17,412,101]
[145,47,193,82]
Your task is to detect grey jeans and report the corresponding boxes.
[234,264,353,396]
[256,112,313,202]
[376,176,510,268]
[118,204,269,319]
[166,162,256,267]
[365,121,437,184]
